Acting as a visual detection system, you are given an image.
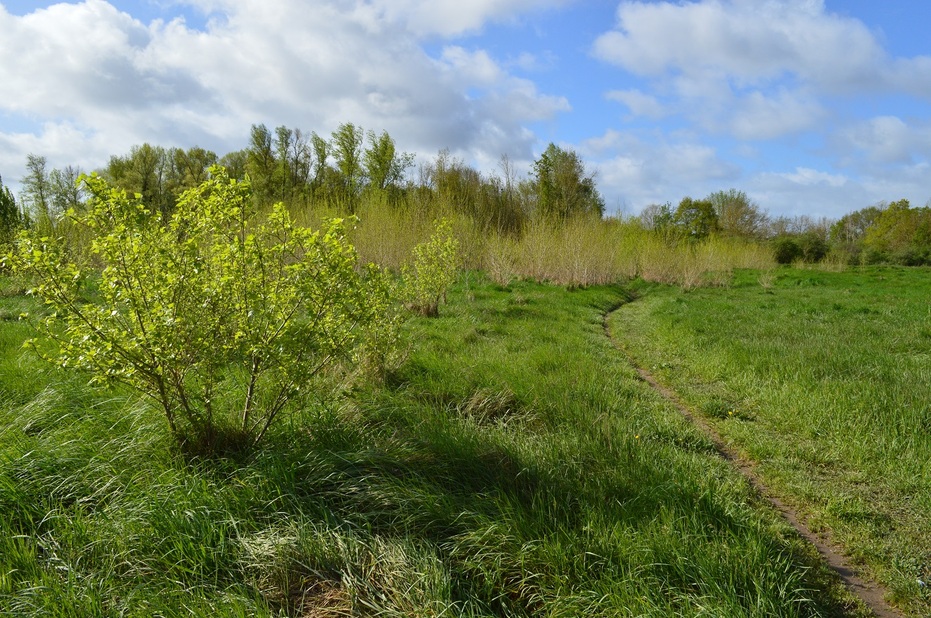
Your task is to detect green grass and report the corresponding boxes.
[611,266,931,617]
[0,273,866,616]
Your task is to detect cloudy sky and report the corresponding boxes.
[1,0,930,219]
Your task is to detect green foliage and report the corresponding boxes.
[830,204,884,245]
[246,124,277,205]
[362,129,413,193]
[48,165,85,218]
[12,167,395,451]
[531,143,605,220]
[104,143,175,221]
[708,189,767,238]
[330,122,365,210]
[673,196,718,239]
[640,202,674,231]
[772,235,802,264]
[421,150,527,236]
[797,230,829,262]
[20,154,52,232]
[0,175,23,246]
[772,230,828,265]
[860,199,931,265]
[402,218,459,316]
[170,146,218,194]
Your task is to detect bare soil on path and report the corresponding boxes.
[604,307,904,618]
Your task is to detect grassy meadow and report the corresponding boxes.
[611,267,931,617]
[0,271,871,617]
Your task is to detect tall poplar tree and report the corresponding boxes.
[0,174,23,244]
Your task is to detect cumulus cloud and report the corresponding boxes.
[579,129,741,212]
[779,167,848,188]
[833,116,931,167]
[0,0,569,189]
[365,0,574,38]
[728,89,826,140]
[605,89,667,119]
[580,126,929,220]
[593,0,893,90]
[593,0,931,142]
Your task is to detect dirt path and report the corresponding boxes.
[604,307,904,618]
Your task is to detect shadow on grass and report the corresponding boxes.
[240,388,858,618]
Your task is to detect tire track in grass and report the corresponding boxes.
[604,305,904,618]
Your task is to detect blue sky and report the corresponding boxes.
[1,0,930,219]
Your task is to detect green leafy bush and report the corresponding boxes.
[402,218,459,316]
[772,236,801,265]
[12,167,396,452]
[797,231,828,263]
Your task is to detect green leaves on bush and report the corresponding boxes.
[12,167,397,452]
[402,219,459,317]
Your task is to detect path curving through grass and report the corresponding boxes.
[605,302,902,618]
[608,268,931,618]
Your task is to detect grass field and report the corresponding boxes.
[611,267,931,617]
[0,272,870,616]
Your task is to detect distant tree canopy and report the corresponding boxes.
[103,144,218,221]
[530,143,604,221]
[363,129,414,194]
[8,124,617,243]
[639,202,674,231]
[13,122,931,268]
[859,199,931,264]
[239,122,415,212]
[830,205,884,245]
[20,154,52,225]
[673,197,718,239]
[708,189,766,238]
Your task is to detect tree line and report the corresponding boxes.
[3,122,930,266]
[639,190,931,266]
[0,122,605,246]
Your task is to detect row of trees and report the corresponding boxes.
[831,199,931,265]
[640,190,818,241]
[4,124,931,266]
[639,190,931,265]
[2,123,604,242]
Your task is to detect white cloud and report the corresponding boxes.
[365,0,574,38]
[592,0,931,142]
[606,89,667,119]
[0,121,108,185]
[748,163,931,218]
[728,89,825,140]
[580,130,740,211]
[780,167,848,188]
[441,46,505,86]
[581,127,930,220]
[593,0,892,90]
[0,0,569,192]
[510,51,553,72]
[834,116,931,166]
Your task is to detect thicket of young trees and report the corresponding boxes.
[2,121,930,267]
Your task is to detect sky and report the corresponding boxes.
[1,0,930,220]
